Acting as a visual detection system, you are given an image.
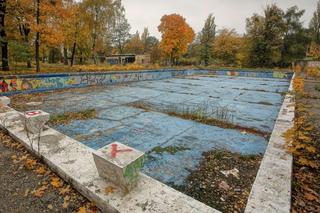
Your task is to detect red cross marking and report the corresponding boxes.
[26,111,41,116]
[111,144,132,158]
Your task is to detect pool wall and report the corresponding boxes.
[0,69,293,96]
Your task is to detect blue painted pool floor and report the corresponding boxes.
[35,75,289,185]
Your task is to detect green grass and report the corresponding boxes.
[315,84,320,92]
[48,109,96,125]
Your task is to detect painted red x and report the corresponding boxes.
[26,111,41,116]
[111,144,132,158]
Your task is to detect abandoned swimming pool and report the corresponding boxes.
[11,71,291,187]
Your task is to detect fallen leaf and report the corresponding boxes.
[104,186,114,195]
[89,204,99,213]
[77,206,86,213]
[35,166,46,175]
[25,158,37,169]
[19,154,28,161]
[24,189,29,197]
[47,204,53,210]
[59,185,71,195]
[62,199,69,209]
[304,193,317,201]
[34,185,48,197]
[51,177,63,188]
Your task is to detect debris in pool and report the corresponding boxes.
[218,181,230,191]
[220,168,240,179]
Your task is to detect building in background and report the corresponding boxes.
[105,54,150,65]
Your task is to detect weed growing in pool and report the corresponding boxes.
[150,146,191,154]
[127,100,270,138]
[127,101,152,111]
[164,102,235,124]
[48,109,97,125]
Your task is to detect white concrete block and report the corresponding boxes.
[93,142,145,192]
[0,96,10,106]
[21,110,50,134]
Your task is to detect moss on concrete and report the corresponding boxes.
[150,146,191,155]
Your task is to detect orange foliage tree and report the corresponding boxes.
[158,14,195,65]
[307,42,320,60]
[7,0,68,71]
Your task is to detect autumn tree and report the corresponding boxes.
[310,1,320,44]
[139,27,161,63]
[61,2,90,66]
[0,0,9,70]
[158,14,195,65]
[183,35,201,65]
[199,14,216,66]
[125,31,144,54]
[147,36,161,63]
[111,0,130,54]
[82,0,113,63]
[213,28,242,65]
[141,27,150,53]
[307,42,320,59]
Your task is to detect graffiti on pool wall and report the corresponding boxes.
[227,71,240,76]
[0,70,292,95]
[80,74,108,85]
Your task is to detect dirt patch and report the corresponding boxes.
[0,130,100,213]
[173,150,262,213]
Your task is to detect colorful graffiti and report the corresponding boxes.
[0,69,293,96]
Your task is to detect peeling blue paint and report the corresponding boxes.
[26,72,290,186]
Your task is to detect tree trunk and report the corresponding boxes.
[42,47,45,63]
[35,0,40,72]
[92,34,97,64]
[79,51,83,64]
[63,47,68,65]
[23,27,31,68]
[0,0,9,71]
[70,42,76,67]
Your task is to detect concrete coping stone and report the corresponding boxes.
[93,142,145,193]
[0,96,10,106]
[20,110,50,134]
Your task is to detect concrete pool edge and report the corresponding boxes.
[245,74,295,213]
[0,107,220,213]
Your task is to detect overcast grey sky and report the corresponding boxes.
[122,0,318,38]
